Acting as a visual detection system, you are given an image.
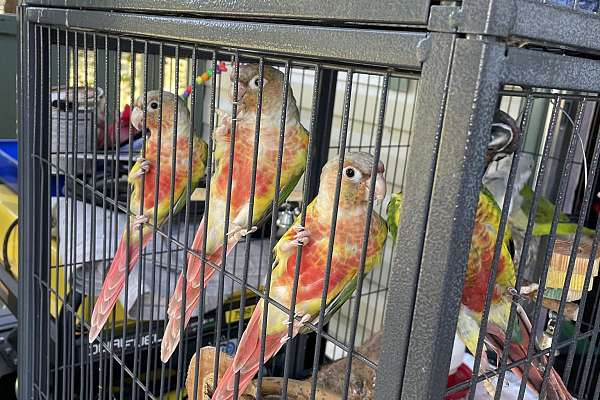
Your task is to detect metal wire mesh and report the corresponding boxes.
[17,3,600,400]
[21,24,417,400]
[441,86,600,399]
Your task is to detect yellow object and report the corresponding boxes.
[550,238,600,274]
[0,184,131,329]
[225,304,256,324]
[164,389,184,400]
[544,237,600,302]
[545,270,595,292]
[0,184,18,273]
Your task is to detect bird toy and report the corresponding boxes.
[181,62,228,99]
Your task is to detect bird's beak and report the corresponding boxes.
[374,173,387,202]
[130,106,144,131]
[367,161,386,202]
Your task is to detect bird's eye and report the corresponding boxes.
[343,167,362,181]
[148,101,159,110]
[248,75,265,90]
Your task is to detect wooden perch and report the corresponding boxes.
[185,347,256,400]
[315,331,382,400]
[186,347,339,400]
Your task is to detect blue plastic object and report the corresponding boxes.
[0,140,18,193]
[0,140,65,195]
[550,0,599,11]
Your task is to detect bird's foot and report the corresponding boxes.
[299,313,311,324]
[280,225,311,253]
[281,312,311,327]
[215,108,230,119]
[132,157,151,178]
[293,312,312,336]
[132,215,149,230]
[279,314,312,344]
[226,225,258,242]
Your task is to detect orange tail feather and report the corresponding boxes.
[211,307,286,400]
[161,220,238,362]
[88,230,151,343]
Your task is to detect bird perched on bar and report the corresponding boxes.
[88,90,208,343]
[210,152,387,400]
[161,64,310,362]
[387,110,519,243]
[386,110,573,399]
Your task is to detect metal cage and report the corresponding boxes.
[15,1,600,399]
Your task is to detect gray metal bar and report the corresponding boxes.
[0,14,17,139]
[23,0,431,25]
[503,46,600,93]
[17,4,36,400]
[399,37,504,399]
[25,7,426,69]
[375,32,456,400]
[458,0,600,54]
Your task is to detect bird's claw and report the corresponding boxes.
[507,287,531,304]
[227,225,258,242]
[132,157,151,178]
[215,108,229,119]
[132,215,149,229]
[281,313,311,327]
[281,225,311,252]
[300,313,311,324]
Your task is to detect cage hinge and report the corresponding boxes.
[428,5,464,33]
[416,36,432,63]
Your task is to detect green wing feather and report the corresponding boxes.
[297,215,387,335]
[172,137,208,215]
[253,126,309,229]
[386,192,403,242]
[515,185,595,237]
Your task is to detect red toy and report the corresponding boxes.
[98,104,137,149]
[445,363,473,400]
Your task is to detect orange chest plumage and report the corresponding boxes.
[213,123,305,212]
[140,137,192,210]
[461,198,509,313]
[279,210,381,301]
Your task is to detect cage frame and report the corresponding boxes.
[16,1,600,400]
[21,0,433,26]
[379,35,600,399]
